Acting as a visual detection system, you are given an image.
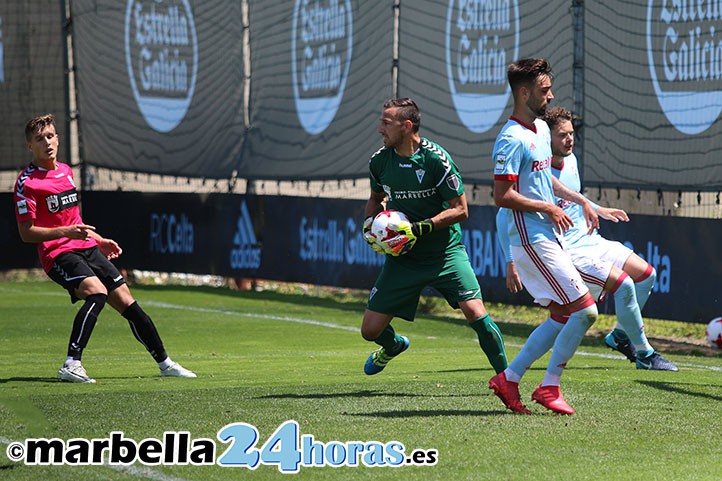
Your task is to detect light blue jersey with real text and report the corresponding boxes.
[493,117,555,246]
[552,153,600,248]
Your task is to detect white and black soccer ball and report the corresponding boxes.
[370,210,414,255]
[705,317,722,350]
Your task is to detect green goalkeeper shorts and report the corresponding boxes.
[366,244,482,321]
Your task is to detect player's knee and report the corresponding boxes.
[646,266,657,284]
[361,324,381,341]
[577,304,598,326]
[361,330,377,342]
[614,275,636,304]
[636,264,656,284]
[85,292,108,306]
[82,293,108,317]
[77,286,108,300]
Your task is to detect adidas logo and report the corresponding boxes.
[230,201,261,269]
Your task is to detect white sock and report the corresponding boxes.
[158,357,173,370]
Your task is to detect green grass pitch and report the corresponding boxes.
[1,280,720,480]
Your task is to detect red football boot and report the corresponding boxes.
[489,372,531,414]
[531,384,575,415]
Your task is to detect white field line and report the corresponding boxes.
[144,301,722,371]
[1,286,719,371]
[145,300,360,332]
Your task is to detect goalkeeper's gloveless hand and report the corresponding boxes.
[362,216,387,255]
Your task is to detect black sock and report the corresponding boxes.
[67,293,107,360]
[122,302,168,363]
[374,325,404,355]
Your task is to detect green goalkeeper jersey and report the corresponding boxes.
[369,137,465,260]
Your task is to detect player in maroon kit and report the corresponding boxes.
[13,114,196,383]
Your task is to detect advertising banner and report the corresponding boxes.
[71,0,244,178]
[2,188,720,323]
[397,0,575,184]
[70,192,721,323]
[240,0,394,180]
[583,1,722,190]
[0,2,66,171]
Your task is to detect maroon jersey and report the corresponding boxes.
[14,162,96,272]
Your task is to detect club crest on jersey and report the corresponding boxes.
[46,195,60,213]
[46,188,79,213]
[446,174,460,192]
[415,169,425,183]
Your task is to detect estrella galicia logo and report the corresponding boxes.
[646,1,722,134]
[445,1,519,133]
[125,0,198,133]
[230,201,262,269]
[291,0,353,135]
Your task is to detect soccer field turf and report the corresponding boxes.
[1,280,720,480]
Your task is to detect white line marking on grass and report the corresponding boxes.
[147,301,722,371]
[0,436,191,481]
[4,288,719,371]
[553,349,722,371]
[145,301,360,332]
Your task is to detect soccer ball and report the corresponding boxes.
[706,317,722,349]
[370,210,414,255]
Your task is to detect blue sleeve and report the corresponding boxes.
[495,208,513,263]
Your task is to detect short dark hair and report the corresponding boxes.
[507,58,554,92]
[544,106,574,130]
[383,98,421,132]
[25,114,56,142]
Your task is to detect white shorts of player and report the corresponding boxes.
[574,236,634,271]
[567,246,613,302]
[511,239,590,307]
[565,237,635,301]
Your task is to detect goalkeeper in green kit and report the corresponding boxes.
[361,98,508,377]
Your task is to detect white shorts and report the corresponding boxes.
[511,239,589,307]
[566,235,634,270]
[565,237,635,301]
[567,245,614,302]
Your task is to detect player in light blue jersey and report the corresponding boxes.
[489,59,600,415]
[544,108,668,367]
[496,107,676,372]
